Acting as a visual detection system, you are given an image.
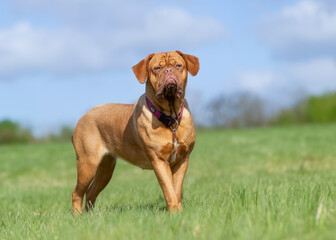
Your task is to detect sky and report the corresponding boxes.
[1,0,336,135]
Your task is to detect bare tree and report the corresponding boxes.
[207,92,267,128]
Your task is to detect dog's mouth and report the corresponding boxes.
[163,82,177,98]
[156,78,183,99]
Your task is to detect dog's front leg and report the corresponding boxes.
[151,159,180,213]
[171,157,189,209]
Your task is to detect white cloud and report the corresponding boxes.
[284,57,336,94]
[0,3,224,78]
[113,7,225,51]
[0,22,110,76]
[238,71,275,94]
[247,0,336,106]
[258,0,336,60]
[233,57,336,106]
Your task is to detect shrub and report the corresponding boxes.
[0,120,34,144]
[272,92,336,125]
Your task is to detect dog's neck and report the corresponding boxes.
[146,83,184,119]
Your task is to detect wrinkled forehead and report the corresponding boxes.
[149,51,184,67]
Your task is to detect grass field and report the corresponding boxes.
[1,124,336,240]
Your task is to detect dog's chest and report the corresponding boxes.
[159,140,188,165]
[171,141,179,164]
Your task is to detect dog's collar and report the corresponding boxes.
[145,96,184,129]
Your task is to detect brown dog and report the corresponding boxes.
[72,51,199,214]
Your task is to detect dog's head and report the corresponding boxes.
[132,51,199,100]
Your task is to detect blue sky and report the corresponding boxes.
[1,0,336,135]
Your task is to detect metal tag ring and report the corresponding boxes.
[170,119,179,132]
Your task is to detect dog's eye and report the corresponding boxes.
[154,66,162,71]
[176,64,183,68]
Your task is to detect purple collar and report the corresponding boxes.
[146,96,184,129]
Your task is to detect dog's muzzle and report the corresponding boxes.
[163,81,178,98]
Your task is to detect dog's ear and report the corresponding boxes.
[176,51,200,76]
[132,54,154,84]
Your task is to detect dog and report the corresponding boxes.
[72,51,199,214]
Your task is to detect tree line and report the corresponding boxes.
[1,91,336,144]
[0,120,73,145]
[206,91,336,128]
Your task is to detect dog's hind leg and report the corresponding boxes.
[72,154,98,215]
[85,154,117,211]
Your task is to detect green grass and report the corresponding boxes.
[1,124,336,239]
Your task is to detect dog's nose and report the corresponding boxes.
[165,68,173,73]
